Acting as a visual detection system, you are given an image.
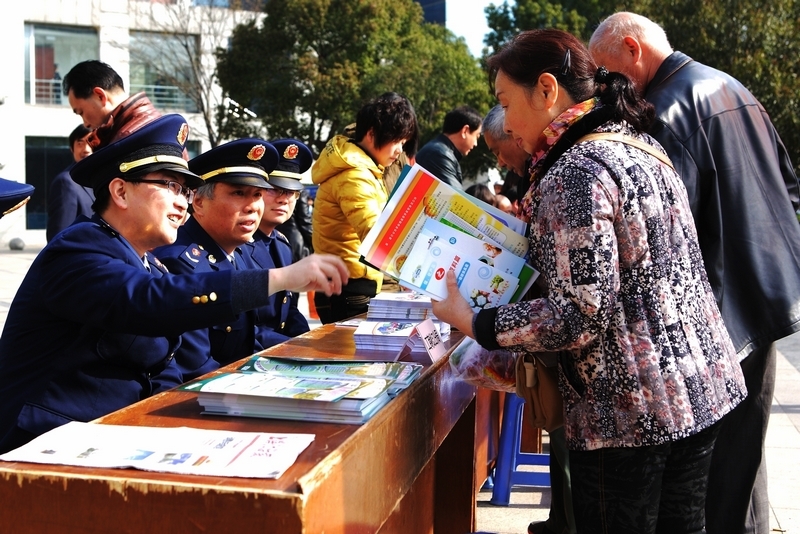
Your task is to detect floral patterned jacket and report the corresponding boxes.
[479,118,746,451]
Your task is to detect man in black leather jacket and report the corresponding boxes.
[591,12,800,534]
[415,106,483,191]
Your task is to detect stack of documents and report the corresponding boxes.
[353,319,449,353]
[238,355,423,389]
[182,356,425,424]
[366,290,436,321]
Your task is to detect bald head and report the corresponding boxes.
[589,12,673,94]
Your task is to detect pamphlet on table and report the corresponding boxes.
[0,421,314,479]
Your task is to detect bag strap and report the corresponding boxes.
[577,132,675,171]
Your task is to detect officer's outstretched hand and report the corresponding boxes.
[430,270,476,339]
[269,254,349,296]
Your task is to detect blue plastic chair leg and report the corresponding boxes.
[490,392,550,506]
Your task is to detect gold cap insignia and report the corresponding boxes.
[283,144,299,160]
[177,123,189,145]
[247,145,266,161]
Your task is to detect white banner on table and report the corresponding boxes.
[0,421,314,479]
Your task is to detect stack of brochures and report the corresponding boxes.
[366,290,436,321]
[355,290,451,353]
[359,163,538,310]
[181,356,424,424]
[238,355,423,389]
[353,319,449,353]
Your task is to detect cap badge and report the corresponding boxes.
[283,144,299,160]
[191,247,201,257]
[247,145,266,161]
[177,123,189,145]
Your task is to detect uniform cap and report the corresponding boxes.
[0,178,34,218]
[189,138,279,189]
[70,114,200,190]
[267,139,313,191]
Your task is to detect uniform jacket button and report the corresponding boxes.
[226,326,232,333]
[192,296,201,304]
[209,292,217,302]
[200,295,209,304]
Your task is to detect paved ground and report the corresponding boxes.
[1,245,798,533]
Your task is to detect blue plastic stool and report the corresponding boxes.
[490,392,550,505]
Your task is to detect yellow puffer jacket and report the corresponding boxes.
[311,135,387,291]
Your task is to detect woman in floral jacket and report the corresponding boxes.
[432,29,746,534]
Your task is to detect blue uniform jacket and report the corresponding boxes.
[0,215,240,443]
[153,217,255,380]
[46,166,95,242]
[247,229,310,350]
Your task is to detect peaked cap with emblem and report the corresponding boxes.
[0,178,34,219]
[189,138,279,189]
[71,114,201,191]
[267,139,313,191]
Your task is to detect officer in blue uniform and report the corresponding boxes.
[153,139,284,380]
[0,178,34,219]
[0,116,348,453]
[248,139,314,350]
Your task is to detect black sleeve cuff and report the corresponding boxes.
[231,270,270,313]
[474,307,501,351]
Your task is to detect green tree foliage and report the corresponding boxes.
[484,0,620,51]
[215,0,495,178]
[631,0,800,173]
[483,0,800,172]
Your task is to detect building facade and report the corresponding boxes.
[0,0,258,247]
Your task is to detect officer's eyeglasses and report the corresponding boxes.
[264,186,301,200]
[133,179,195,203]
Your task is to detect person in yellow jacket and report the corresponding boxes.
[311,92,418,323]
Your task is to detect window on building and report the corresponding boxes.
[186,140,202,159]
[24,137,74,230]
[24,24,99,106]
[129,31,199,113]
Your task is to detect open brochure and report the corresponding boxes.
[360,163,530,279]
[360,163,538,306]
[400,222,519,309]
[0,421,314,479]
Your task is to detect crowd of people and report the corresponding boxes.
[2,10,799,534]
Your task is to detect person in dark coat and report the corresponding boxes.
[0,115,348,453]
[63,60,162,150]
[248,139,314,349]
[415,106,483,190]
[46,124,95,242]
[276,188,313,263]
[153,138,284,380]
[591,13,800,534]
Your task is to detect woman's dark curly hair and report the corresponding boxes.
[487,29,654,132]
[355,92,420,157]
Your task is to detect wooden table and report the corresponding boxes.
[0,324,484,533]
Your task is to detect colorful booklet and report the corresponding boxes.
[399,228,519,310]
[359,163,529,280]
